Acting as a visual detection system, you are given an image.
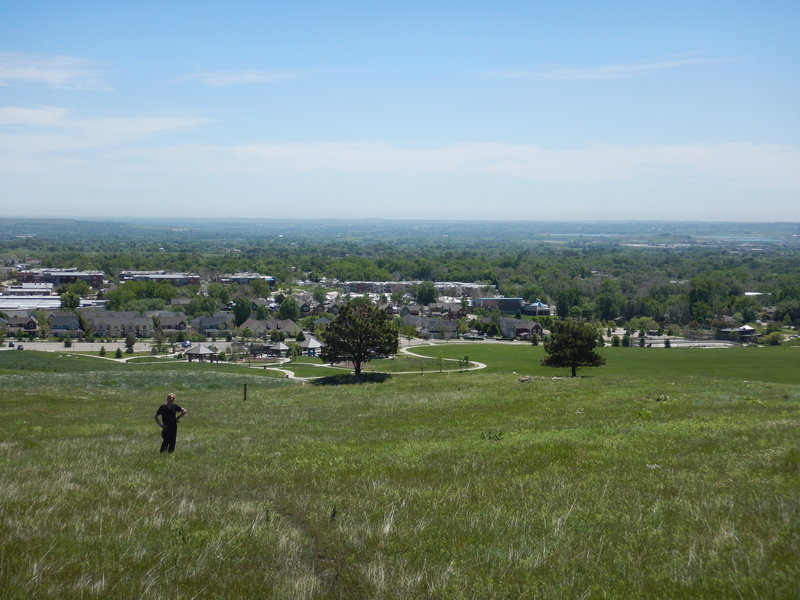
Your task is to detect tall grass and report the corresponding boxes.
[0,351,798,598]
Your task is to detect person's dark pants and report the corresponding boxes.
[160,427,177,453]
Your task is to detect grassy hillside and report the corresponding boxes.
[1,349,798,599]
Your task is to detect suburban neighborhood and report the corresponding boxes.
[1,266,561,366]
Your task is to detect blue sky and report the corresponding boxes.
[1,1,798,221]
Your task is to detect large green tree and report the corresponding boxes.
[277,297,300,321]
[541,318,606,377]
[60,291,81,310]
[206,282,232,305]
[321,297,399,376]
[414,281,437,306]
[249,278,270,298]
[232,297,251,327]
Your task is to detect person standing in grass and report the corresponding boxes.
[154,393,187,453]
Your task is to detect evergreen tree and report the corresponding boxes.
[541,318,606,377]
[233,297,251,327]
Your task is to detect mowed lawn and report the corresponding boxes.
[0,348,798,599]
[408,342,800,384]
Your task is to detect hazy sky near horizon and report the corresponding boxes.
[1,1,799,221]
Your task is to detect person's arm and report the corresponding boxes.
[176,408,188,422]
[154,411,164,429]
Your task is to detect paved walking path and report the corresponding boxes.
[258,343,488,381]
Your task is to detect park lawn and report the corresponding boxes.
[404,342,537,374]
[125,355,184,364]
[290,356,325,365]
[0,350,126,373]
[284,364,350,378]
[408,343,800,384]
[57,350,155,359]
[285,355,454,377]
[135,361,289,378]
[0,351,798,599]
[363,354,447,374]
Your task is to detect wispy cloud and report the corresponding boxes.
[178,69,302,87]
[109,140,800,191]
[3,105,797,192]
[0,106,70,127]
[0,106,207,160]
[486,53,725,81]
[0,52,111,90]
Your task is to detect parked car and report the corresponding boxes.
[7,341,14,347]
[16,345,24,350]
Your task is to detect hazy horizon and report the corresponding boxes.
[3,215,800,225]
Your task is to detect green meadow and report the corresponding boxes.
[1,347,798,599]
[408,342,800,383]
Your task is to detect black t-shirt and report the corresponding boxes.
[156,403,183,428]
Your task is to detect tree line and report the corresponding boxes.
[3,222,799,327]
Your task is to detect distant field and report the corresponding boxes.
[0,349,798,599]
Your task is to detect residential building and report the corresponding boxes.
[497,318,544,339]
[402,314,458,339]
[428,302,468,320]
[153,311,189,332]
[48,311,83,338]
[81,310,153,338]
[7,314,39,336]
[190,313,235,337]
[239,317,301,338]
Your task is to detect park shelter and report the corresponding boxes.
[298,336,323,356]
[268,341,289,357]
[185,344,219,362]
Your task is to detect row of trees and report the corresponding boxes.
[6,224,800,328]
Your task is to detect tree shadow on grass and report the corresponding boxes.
[311,373,393,386]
